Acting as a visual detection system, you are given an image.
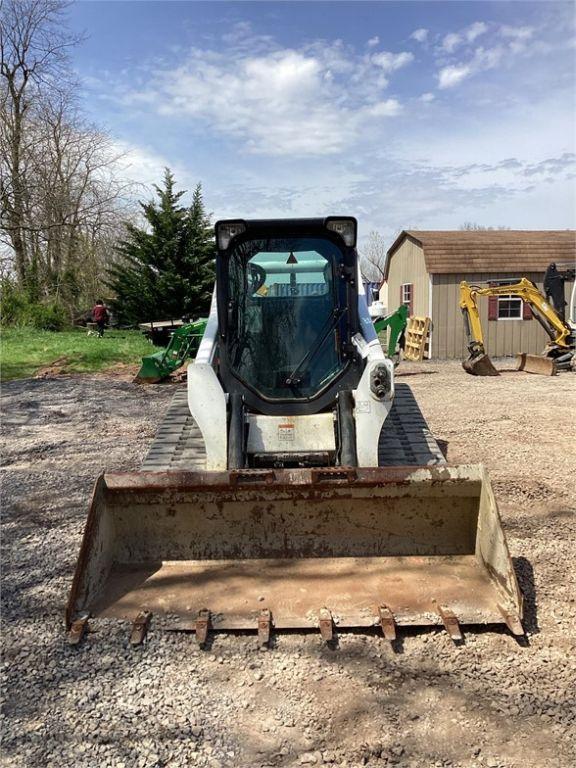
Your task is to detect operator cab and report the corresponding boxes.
[215,218,364,416]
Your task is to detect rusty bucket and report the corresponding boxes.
[67,465,523,639]
[462,353,500,377]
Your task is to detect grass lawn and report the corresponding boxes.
[0,327,153,381]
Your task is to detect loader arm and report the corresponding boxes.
[373,304,408,359]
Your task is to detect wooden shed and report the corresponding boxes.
[384,230,575,359]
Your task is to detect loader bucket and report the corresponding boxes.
[515,353,557,376]
[67,466,523,637]
[462,353,500,377]
[135,351,168,383]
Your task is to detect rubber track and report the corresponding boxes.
[142,382,446,471]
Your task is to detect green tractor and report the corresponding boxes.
[136,318,208,383]
[136,306,407,383]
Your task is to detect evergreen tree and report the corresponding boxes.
[108,169,215,325]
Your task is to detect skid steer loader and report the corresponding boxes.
[67,217,524,645]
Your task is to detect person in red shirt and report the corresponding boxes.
[92,300,109,337]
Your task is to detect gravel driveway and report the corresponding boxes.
[1,363,575,768]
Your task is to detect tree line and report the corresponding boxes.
[1,0,214,329]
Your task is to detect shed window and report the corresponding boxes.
[400,283,413,315]
[497,295,523,319]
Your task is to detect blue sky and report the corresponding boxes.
[69,1,576,245]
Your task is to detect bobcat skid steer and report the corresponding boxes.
[67,217,524,645]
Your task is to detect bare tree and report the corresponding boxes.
[1,0,135,316]
[360,230,387,283]
[0,0,82,284]
[460,222,511,230]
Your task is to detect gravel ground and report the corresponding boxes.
[1,362,575,768]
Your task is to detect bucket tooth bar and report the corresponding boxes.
[258,609,272,646]
[498,604,525,636]
[436,604,463,642]
[68,614,89,646]
[318,608,334,642]
[130,611,152,646]
[377,605,397,641]
[195,609,211,646]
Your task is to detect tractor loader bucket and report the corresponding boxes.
[515,353,557,376]
[135,351,166,383]
[462,353,500,377]
[67,465,523,638]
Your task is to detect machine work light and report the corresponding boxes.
[325,217,357,248]
[216,220,246,250]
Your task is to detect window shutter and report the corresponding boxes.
[522,301,532,320]
[486,281,498,321]
[488,295,498,321]
[409,285,414,317]
[400,285,403,305]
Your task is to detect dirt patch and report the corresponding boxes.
[33,355,71,378]
[1,362,575,768]
[89,362,143,381]
[33,361,146,383]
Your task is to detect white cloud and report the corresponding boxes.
[435,20,538,91]
[437,64,472,89]
[499,25,534,41]
[367,36,380,48]
[473,46,505,70]
[99,20,574,238]
[122,41,412,156]
[440,21,489,52]
[498,25,535,54]
[441,32,462,53]
[112,141,174,188]
[371,51,414,73]
[410,28,428,43]
[466,22,488,43]
[365,99,402,117]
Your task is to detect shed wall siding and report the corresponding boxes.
[386,240,430,317]
[431,272,557,359]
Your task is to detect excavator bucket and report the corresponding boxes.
[515,353,557,376]
[67,465,524,638]
[462,353,500,377]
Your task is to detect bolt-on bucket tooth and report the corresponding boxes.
[462,353,500,377]
[515,353,557,376]
[67,466,523,636]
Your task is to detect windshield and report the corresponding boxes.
[226,236,348,399]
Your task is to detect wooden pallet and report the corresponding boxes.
[404,316,431,361]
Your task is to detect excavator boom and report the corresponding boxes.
[460,275,575,376]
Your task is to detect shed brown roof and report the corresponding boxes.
[385,230,576,278]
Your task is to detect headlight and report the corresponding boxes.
[216,220,246,250]
[325,217,357,247]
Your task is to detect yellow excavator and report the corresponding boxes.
[460,268,575,376]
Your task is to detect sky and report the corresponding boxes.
[68,0,576,246]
